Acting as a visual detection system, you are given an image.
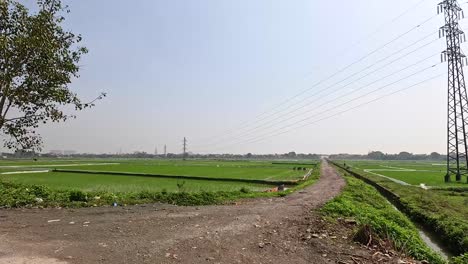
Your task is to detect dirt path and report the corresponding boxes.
[0,161,392,264]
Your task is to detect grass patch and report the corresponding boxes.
[322,171,444,264]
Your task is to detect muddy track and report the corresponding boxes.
[0,161,391,264]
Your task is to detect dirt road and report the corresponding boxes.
[0,161,394,264]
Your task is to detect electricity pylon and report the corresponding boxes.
[438,0,468,182]
[183,137,188,160]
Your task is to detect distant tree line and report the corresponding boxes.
[329,151,445,161]
[6,149,445,161]
[6,150,322,160]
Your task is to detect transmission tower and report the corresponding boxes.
[164,145,167,157]
[183,137,188,160]
[438,0,468,182]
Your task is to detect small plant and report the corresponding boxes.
[353,224,374,246]
[30,185,50,198]
[450,253,468,264]
[240,187,250,193]
[69,190,87,202]
[176,181,186,193]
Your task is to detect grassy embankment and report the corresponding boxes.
[322,168,445,263]
[332,161,468,260]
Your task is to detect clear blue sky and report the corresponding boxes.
[26,0,467,154]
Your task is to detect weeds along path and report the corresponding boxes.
[0,161,354,264]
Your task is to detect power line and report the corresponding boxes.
[244,63,442,145]
[194,1,468,154]
[335,0,433,56]
[215,37,441,142]
[195,32,441,149]
[247,73,446,145]
[243,63,442,145]
[193,12,439,147]
[252,6,437,122]
[233,53,439,141]
[204,63,442,152]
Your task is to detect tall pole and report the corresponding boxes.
[164,145,167,157]
[183,137,188,160]
[438,0,468,182]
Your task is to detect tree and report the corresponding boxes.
[430,152,442,160]
[397,151,413,160]
[368,151,385,160]
[0,0,105,151]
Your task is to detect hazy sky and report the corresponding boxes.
[20,0,467,154]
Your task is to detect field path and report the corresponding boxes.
[0,161,382,264]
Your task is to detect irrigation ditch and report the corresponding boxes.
[329,160,455,259]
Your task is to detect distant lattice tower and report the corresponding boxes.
[183,137,188,160]
[438,0,468,182]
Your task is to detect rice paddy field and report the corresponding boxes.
[0,159,316,193]
[341,160,467,187]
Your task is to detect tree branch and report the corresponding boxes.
[2,100,13,120]
[0,94,7,120]
[4,114,44,123]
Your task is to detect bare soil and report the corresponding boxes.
[0,161,416,264]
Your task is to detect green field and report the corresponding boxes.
[0,158,319,208]
[52,160,307,180]
[341,160,466,187]
[0,159,314,193]
[1,171,277,193]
